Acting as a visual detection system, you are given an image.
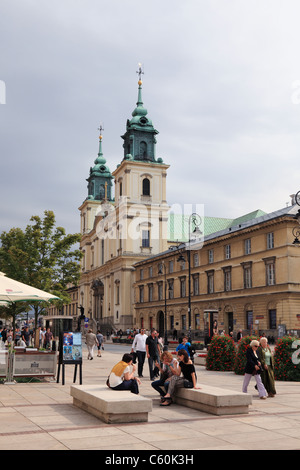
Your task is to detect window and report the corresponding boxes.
[142,177,150,196]
[264,257,276,286]
[207,270,214,294]
[193,274,199,296]
[158,281,163,301]
[266,262,276,286]
[140,142,147,159]
[208,249,214,264]
[193,253,199,267]
[139,286,144,303]
[267,232,274,250]
[140,269,144,280]
[246,310,253,330]
[244,266,252,288]
[180,277,186,297]
[169,260,174,274]
[245,238,251,255]
[181,314,187,330]
[223,267,232,292]
[195,314,200,330]
[225,244,231,260]
[149,266,153,278]
[148,283,153,302]
[269,309,277,329]
[142,230,150,248]
[168,279,174,299]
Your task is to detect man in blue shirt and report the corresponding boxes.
[176,336,191,356]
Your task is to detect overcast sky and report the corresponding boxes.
[1,0,300,236]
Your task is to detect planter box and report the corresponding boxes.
[194,354,207,366]
[13,350,57,377]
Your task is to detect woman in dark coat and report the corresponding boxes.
[242,340,267,399]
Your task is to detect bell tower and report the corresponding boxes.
[113,65,169,255]
[121,64,159,163]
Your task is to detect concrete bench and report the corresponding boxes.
[70,384,152,424]
[173,384,252,415]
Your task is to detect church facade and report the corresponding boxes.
[77,70,170,332]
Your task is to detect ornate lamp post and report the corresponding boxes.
[177,213,202,343]
[158,261,169,348]
[293,191,300,245]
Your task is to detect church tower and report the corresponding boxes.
[79,127,113,234]
[78,65,170,332]
[87,125,113,202]
[121,66,159,163]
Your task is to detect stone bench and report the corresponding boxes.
[70,384,152,424]
[173,384,252,415]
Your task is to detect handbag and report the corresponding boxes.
[183,380,193,388]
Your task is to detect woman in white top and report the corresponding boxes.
[107,353,141,394]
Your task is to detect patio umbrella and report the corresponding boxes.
[0,272,60,303]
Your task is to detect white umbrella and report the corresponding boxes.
[0,272,60,303]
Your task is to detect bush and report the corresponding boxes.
[274,336,300,382]
[234,336,258,375]
[206,335,236,371]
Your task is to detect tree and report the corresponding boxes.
[0,210,82,334]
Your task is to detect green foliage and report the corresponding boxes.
[206,334,236,371]
[274,336,300,382]
[0,210,82,326]
[234,335,259,375]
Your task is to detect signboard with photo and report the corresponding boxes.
[62,332,82,364]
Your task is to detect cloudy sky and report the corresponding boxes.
[1,0,300,236]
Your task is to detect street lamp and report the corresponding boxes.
[177,213,202,343]
[293,191,300,245]
[158,261,169,349]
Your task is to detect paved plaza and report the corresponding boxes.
[1,343,300,452]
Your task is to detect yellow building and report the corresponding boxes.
[133,203,300,341]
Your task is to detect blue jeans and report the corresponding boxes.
[151,379,170,396]
[111,379,139,394]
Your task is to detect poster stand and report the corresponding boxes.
[57,331,82,385]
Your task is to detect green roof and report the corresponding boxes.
[167,210,266,242]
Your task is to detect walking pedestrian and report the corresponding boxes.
[242,340,267,399]
[86,329,98,360]
[96,330,104,357]
[146,328,160,380]
[131,328,148,377]
[258,337,276,397]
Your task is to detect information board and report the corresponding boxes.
[62,332,82,364]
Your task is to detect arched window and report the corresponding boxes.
[140,141,147,158]
[142,177,150,196]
